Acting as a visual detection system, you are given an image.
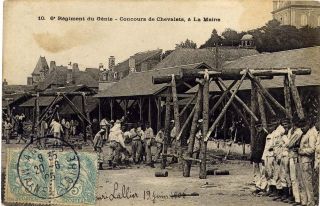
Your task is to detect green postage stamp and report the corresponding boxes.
[5,138,98,205]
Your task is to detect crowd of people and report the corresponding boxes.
[253,118,320,206]
[93,117,169,169]
[2,113,83,145]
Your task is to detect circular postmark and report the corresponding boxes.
[17,137,81,199]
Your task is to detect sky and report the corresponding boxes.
[3,0,273,85]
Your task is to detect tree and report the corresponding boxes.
[199,29,222,48]
[221,28,241,46]
[175,39,197,49]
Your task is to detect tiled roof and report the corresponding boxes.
[3,85,35,94]
[59,96,98,115]
[85,68,100,81]
[36,68,98,91]
[20,85,95,107]
[154,48,258,70]
[95,63,212,98]
[32,56,49,75]
[37,67,68,91]
[20,96,63,107]
[2,93,30,108]
[187,46,320,93]
[113,49,162,73]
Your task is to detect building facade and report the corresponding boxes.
[272,0,320,28]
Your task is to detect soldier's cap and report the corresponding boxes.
[110,120,115,123]
[170,120,175,123]
[198,119,203,123]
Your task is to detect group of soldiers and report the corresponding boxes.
[93,117,168,169]
[253,118,320,206]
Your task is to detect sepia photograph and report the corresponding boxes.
[1,0,320,205]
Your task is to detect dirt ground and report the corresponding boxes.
[1,140,289,206]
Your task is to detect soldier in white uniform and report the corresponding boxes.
[287,119,305,205]
[298,121,317,206]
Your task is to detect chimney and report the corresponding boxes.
[67,69,73,83]
[129,56,136,72]
[72,63,79,72]
[49,61,56,72]
[108,56,115,70]
[99,63,105,71]
[27,77,33,85]
[3,78,8,86]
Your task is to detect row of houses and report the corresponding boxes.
[3,46,320,142]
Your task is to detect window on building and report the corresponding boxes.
[301,14,307,26]
[102,73,107,81]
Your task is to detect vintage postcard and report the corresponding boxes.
[1,0,320,205]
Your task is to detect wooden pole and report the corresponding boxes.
[179,92,197,117]
[38,95,59,124]
[256,89,276,117]
[248,72,291,118]
[35,92,40,138]
[199,76,209,179]
[61,94,91,124]
[214,80,250,127]
[148,97,152,127]
[98,98,101,122]
[171,75,181,165]
[161,87,172,169]
[250,80,258,159]
[177,105,195,140]
[209,80,238,116]
[183,83,203,177]
[284,75,293,124]
[205,71,247,141]
[81,93,90,142]
[155,97,162,132]
[217,78,259,122]
[110,99,114,120]
[138,97,143,122]
[288,74,304,119]
[257,82,267,129]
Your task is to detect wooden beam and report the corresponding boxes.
[256,88,276,116]
[61,94,91,125]
[230,102,250,128]
[182,81,193,89]
[98,98,102,122]
[171,76,182,165]
[284,75,293,124]
[199,76,209,179]
[38,95,60,124]
[156,97,162,132]
[183,83,203,177]
[205,70,248,141]
[288,74,304,119]
[81,94,88,142]
[257,78,267,129]
[213,80,250,127]
[161,87,172,169]
[148,97,152,126]
[250,80,258,160]
[179,93,197,117]
[158,93,195,98]
[110,99,114,120]
[248,72,291,118]
[210,80,238,116]
[138,97,144,122]
[217,78,259,122]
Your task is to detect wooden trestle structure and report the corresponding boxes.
[31,92,92,142]
[152,67,311,179]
